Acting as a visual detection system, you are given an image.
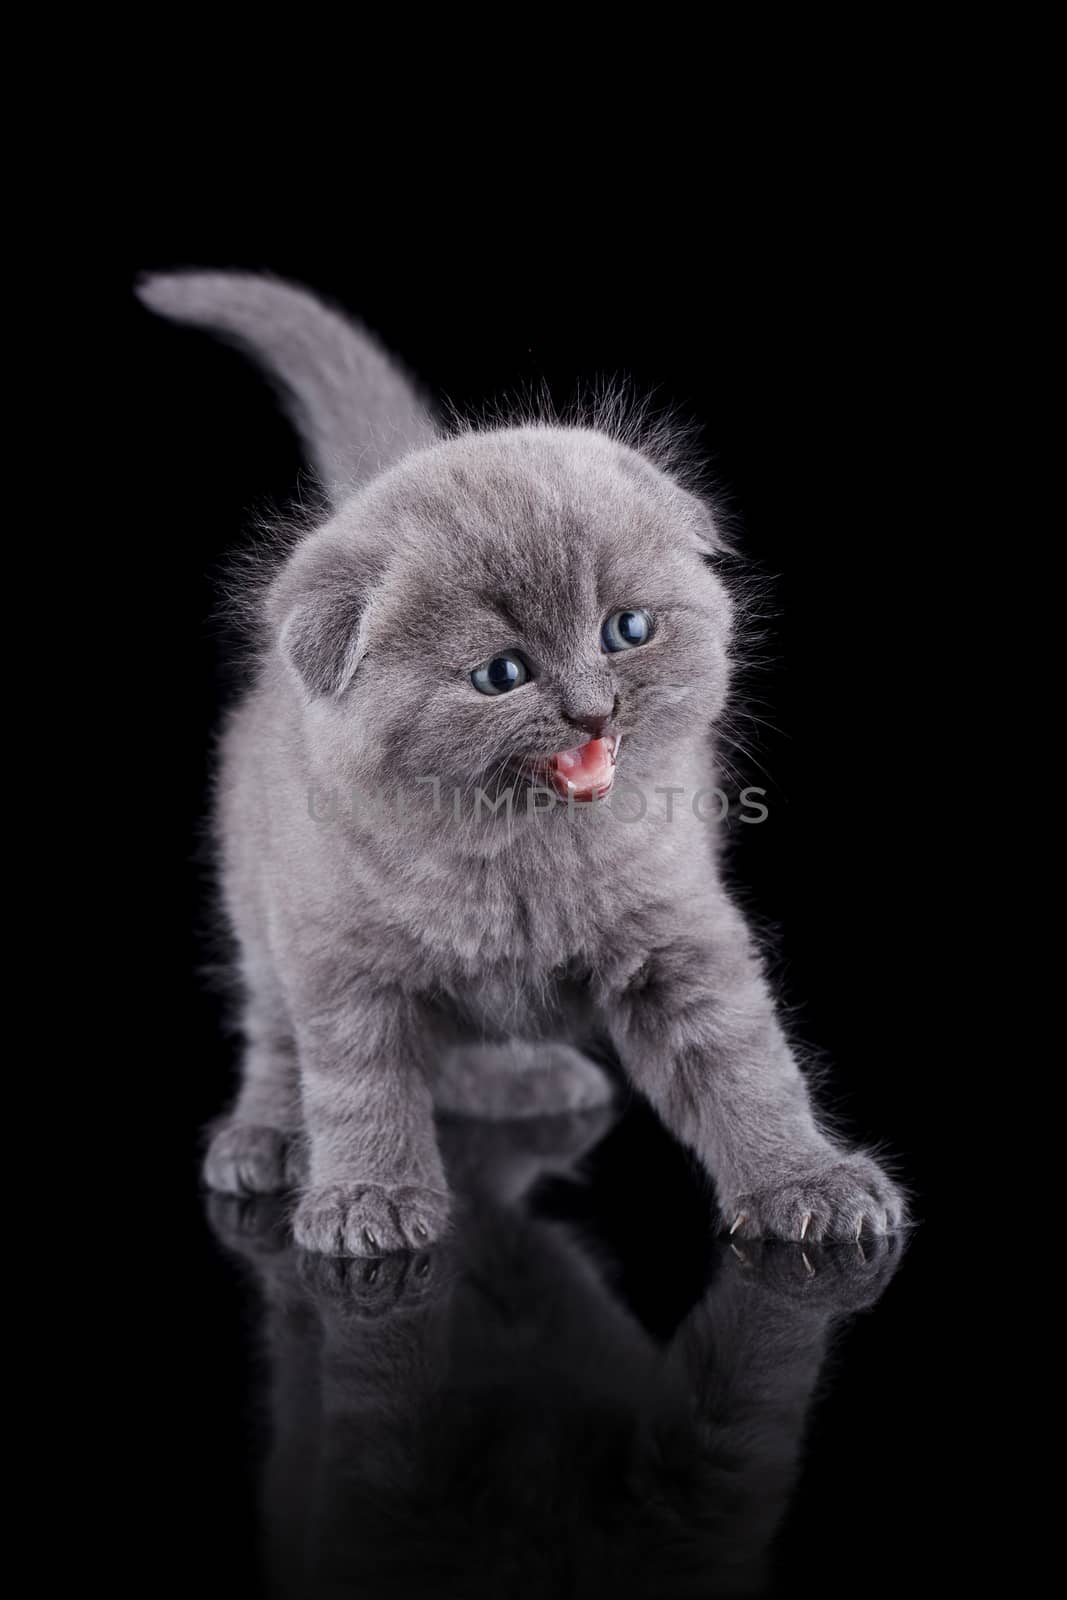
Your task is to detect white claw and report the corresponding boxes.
[799,1212,812,1241]
[729,1213,747,1236]
[801,1251,816,1278]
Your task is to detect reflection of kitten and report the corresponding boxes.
[140,271,905,1253]
[209,1113,903,1598]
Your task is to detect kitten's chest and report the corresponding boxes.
[427,863,612,974]
[404,833,628,990]
[408,869,602,1037]
[390,816,673,1023]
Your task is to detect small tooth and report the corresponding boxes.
[611,734,623,764]
[729,1213,747,1235]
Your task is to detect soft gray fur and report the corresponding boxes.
[139,270,907,1256]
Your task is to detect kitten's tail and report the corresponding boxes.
[136,270,436,504]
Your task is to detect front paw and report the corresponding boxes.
[202,1122,305,1195]
[293,1182,451,1257]
[724,1152,907,1243]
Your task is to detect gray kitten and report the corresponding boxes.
[139,271,906,1256]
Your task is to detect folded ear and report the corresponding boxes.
[267,530,381,698]
[615,443,724,552]
[279,591,370,697]
[678,487,722,553]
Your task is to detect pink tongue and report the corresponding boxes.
[549,737,615,799]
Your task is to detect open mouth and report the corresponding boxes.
[531,733,621,802]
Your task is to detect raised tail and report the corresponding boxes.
[136,270,437,503]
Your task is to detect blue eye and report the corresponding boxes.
[470,651,530,696]
[602,608,653,652]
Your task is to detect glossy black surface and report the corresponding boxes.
[133,1100,931,1599]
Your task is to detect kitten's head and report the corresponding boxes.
[267,426,733,809]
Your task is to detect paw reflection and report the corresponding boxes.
[207,1110,903,1598]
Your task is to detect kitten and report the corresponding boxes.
[139,270,906,1255]
[207,1111,903,1598]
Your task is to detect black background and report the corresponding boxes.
[116,190,954,1592]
